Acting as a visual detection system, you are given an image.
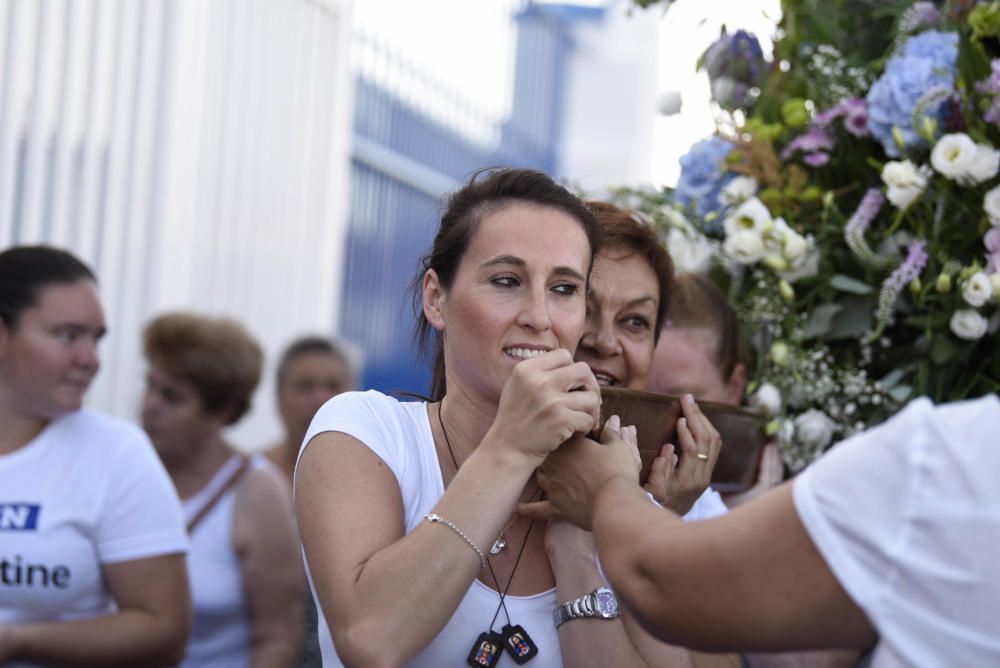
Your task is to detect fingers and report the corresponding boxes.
[757,441,784,487]
[680,394,722,466]
[517,500,558,521]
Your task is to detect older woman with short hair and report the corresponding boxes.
[142,312,302,668]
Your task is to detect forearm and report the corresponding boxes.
[3,609,187,666]
[250,633,299,668]
[591,477,687,642]
[318,442,538,666]
[552,556,663,668]
[551,531,695,668]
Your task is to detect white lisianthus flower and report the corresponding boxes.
[723,197,772,238]
[962,272,993,307]
[783,230,808,263]
[779,248,820,284]
[666,228,715,274]
[931,133,978,181]
[967,145,1000,184]
[663,206,693,233]
[749,383,782,416]
[723,230,766,265]
[881,160,928,209]
[950,309,989,340]
[984,185,1000,224]
[793,409,836,451]
[720,176,759,206]
[990,273,1000,299]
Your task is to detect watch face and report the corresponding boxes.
[595,589,619,617]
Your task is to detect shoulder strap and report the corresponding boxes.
[186,455,252,534]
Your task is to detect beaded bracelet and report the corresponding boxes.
[425,513,487,570]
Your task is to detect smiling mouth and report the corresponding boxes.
[504,347,552,360]
[591,370,621,387]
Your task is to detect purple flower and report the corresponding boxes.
[700,30,767,111]
[845,189,893,269]
[871,240,929,341]
[803,152,831,167]
[814,98,870,138]
[976,60,1000,128]
[675,136,736,218]
[866,31,958,156]
[910,2,940,28]
[987,252,1000,273]
[782,127,834,166]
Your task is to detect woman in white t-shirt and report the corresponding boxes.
[0,246,190,666]
[295,168,724,667]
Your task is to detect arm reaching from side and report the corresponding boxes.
[589,480,877,653]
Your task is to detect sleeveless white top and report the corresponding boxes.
[180,454,273,668]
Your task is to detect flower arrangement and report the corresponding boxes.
[622,0,1000,471]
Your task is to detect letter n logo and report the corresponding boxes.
[0,503,41,531]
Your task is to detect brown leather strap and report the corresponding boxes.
[186,456,251,534]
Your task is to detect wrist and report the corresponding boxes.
[475,429,542,477]
[0,623,24,660]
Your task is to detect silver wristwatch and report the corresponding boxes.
[553,586,620,627]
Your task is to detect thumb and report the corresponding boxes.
[517,500,559,522]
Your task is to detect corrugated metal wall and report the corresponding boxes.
[0,0,354,449]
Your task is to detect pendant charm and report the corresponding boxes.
[501,624,538,664]
[489,535,506,555]
[467,631,504,667]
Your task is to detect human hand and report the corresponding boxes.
[722,439,784,508]
[488,349,601,464]
[0,623,17,662]
[520,414,640,530]
[643,394,722,515]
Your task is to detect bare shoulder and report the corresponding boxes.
[231,459,296,550]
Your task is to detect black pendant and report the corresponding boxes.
[467,631,504,667]
[501,624,538,664]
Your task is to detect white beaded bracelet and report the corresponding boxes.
[425,513,487,570]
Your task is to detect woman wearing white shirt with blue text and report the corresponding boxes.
[0,246,190,666]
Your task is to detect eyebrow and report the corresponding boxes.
[481,255,586,282]
[623,296,657,309]
[59,322,109,338]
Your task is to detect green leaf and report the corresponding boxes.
[830,274,873,295]
[930,336,962,365]
[879,368,905,389]
[889,384,913,403]
[800,303,844,340]
[827,295,875,340]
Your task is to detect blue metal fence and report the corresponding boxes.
[340,4,589,395]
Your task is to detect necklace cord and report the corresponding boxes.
[436,402,541,631]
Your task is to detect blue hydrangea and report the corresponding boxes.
[866,30,958,157]
[674,136,735,218]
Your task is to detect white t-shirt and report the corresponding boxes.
[0,409,188,660]
[793,395,1000,667]
[298,390,726,668]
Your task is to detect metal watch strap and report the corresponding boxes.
[553,587,617,627]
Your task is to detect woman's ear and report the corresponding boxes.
[725,362,747,405]
[423,269,446,331]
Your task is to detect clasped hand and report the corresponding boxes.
[520,414,641,531]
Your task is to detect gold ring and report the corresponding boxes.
[696,453,709,461]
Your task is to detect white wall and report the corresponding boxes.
[0,0,355,450]
[558,0,660,190]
